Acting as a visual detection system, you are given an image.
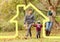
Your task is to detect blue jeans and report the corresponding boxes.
[46,22,53,31]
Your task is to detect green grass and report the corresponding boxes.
[0,32,15,36]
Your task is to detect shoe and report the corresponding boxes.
[24,37,27,39]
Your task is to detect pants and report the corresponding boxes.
[26,23,32,37]
[36,31,40,38]
[46,22,53,31]
[45,22,53,36]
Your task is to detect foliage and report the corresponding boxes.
[0,0,60,32]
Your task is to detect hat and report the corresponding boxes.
[37,20,40,24]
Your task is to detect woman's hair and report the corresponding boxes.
[49,6,54,10]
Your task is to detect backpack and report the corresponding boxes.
[48,11,52,16]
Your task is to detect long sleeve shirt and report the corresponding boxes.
[24,14,35,24]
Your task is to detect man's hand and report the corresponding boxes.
[32,22,35,25]
[24,24,26,27]
[24,24,28,29]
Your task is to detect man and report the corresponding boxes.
[24,9,35,39]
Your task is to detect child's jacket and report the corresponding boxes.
[33,24,42,31]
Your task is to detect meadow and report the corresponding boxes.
[0,0,60,42]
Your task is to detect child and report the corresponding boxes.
[33,21,42,38]
[24,9,35,39]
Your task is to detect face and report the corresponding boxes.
[49,6,53,10]
[28,10,32,14]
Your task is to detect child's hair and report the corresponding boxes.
[28,9,33,11]
[48,6,54,10]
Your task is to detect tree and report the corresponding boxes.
[29,0,60,28]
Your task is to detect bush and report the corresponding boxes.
[0,22,15,32]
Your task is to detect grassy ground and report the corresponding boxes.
[0,28,60,42]
[0,32,15,36]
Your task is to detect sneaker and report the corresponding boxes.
[24,37,27,39]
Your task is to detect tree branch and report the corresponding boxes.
[29,0,48,11]
[47,0,53,6]
[24,0,28,5]
[54,0,60,8]
[38,0,50,9]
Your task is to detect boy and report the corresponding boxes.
[33,21,42,38]
[24,9,35,39]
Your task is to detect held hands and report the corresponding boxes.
[32,22,35,25]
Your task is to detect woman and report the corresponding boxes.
[45,6,53,36]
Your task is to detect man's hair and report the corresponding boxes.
[28,9,33,11]
[28,9,34,13]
